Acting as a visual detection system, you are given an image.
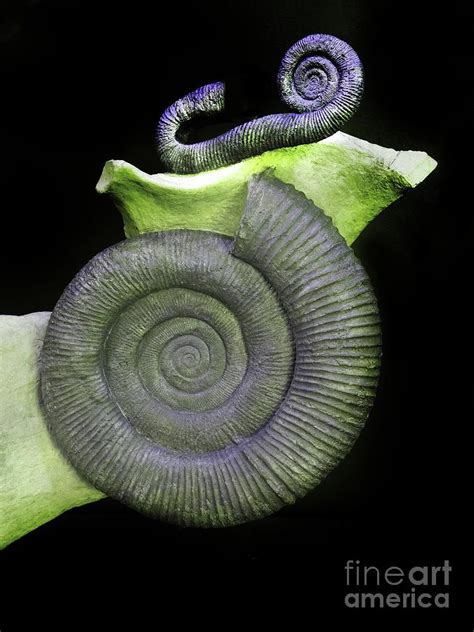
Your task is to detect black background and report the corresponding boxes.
[0,0,472,629]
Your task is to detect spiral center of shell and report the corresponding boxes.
[134,312,237,410]
[93,243,295,455]
[168,340,206,376]
[293,56,339,108]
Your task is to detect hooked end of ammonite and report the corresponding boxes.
[155,33,366,173]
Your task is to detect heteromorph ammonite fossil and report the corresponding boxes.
[0,33,437,544]
[156,34,364,173]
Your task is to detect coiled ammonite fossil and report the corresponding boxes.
[40,172,381,527]
[156,33,364,173]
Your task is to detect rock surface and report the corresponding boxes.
[97,132,437,245]
[0,313,104,549]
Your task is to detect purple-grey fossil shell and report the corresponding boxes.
[156,34,364,174]
[40,173,380,527]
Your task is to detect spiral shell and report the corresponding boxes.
[40,173,380,527]
[156,34,363,174]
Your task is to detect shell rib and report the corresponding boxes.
[40,173,380,526]
[156,34,364,174]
